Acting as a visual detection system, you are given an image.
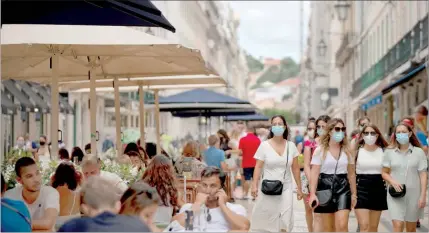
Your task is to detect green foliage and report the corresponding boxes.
[246,54,264,73]
[262,108,300,124]
[249,57,300,89]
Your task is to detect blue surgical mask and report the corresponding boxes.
[332,132,345,142]
[317,128,325,136]
[271,126,285,136]
[396,133,409,145]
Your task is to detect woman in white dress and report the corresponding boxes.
[36,135,51,166]
[250,115,303,232]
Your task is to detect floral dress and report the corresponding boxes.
[300,139,317,194]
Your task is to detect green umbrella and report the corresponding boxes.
[122,129,140,144]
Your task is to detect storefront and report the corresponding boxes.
[382,64,428,134]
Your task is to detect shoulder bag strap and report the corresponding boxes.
[1,200,31,227]
[282,141,290,180]
[333,148,341,176]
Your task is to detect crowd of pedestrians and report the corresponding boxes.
[1,108,428,232]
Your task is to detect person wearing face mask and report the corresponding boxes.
[250,115,303,232]
[305,115,330,232]
[308,118,357,232]
[381,123,428,232]
[297,118,318,232]
[351,117,371,152]
[354,124,389,232]
[36,135,51,165]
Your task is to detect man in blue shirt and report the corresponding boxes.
[58,176,150,232]
[1,174,32,232]
[204,135,230,186]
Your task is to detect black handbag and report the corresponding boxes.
[261,141,290,195]
[315,149,340,207]
[388,184,406,198]
[388,157,408,198]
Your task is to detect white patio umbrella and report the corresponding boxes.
[61,75,226,156]
[1,24,218,156]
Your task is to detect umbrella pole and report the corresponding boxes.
[139,86,145,148]
[90,69,97,155]
[114,78,122,158]
[50,53,59,159]
[154,90,161,155]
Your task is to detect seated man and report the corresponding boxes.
[81,154,128,193]
[1,173,32,232]
[4,157,59,231]
[167,166,250,232]
[58,176,151,232]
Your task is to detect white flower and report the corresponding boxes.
[130,166,139,177]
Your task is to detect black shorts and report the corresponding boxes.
[314,173,351,213]
[243,167,254,181]
[355,174,387,211]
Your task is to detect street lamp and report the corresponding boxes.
[334,0,350,22]
[317,39,327,57]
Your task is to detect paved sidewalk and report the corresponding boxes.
[237,194,428,232]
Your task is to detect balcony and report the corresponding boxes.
[351,15,428,98]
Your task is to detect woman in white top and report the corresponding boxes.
[308,118,357,232]
[381,122,428,232]
[250,115,303,232]
[36,136,51,165]
[51,162,81,230]
[354,123,389,232]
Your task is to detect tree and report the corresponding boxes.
[252,57,300,89]
[246,54,264,73]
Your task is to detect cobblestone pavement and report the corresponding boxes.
[236,193,429,232]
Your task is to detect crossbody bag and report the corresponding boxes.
[315,148,341,207]
[261,141,290,196]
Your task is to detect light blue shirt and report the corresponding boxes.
[204,146,226,171]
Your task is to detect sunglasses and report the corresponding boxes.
[307,127,316,131]
[363,131,377,136]
[334,127,346,132]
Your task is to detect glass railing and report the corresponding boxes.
[422,16,428,48]
[352,15,428,97]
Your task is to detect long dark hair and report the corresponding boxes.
[71,147,84,164]
[388,122,422,149]
[268,115,289,140]
[52,163,80,191]
[357,123,389,149]
[217,129,230,144]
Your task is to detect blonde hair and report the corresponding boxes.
[81,154,99,168]
[319,118,352,162]
[208,135,219,146]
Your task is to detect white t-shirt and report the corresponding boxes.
[100,170,128,193]
[356,147,384,174]
[254,140,299,183]
[4,185,59,221]
[172,203,247,232]
[310,147,352,174]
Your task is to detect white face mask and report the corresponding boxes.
[307,130,315,139]
[363,135,377,145]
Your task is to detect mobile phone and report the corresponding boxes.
[311,200,317,208]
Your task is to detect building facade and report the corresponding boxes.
[334,1,429,134]
[302,1,429,134]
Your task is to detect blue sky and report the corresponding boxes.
[228,1,310,62]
